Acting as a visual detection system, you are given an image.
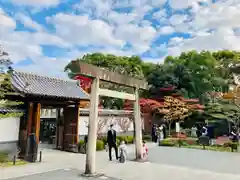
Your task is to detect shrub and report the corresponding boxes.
[116,136,134,144]
[185,137,198,145]
[117,136,128,143]
[0,151,8,164]
[158,137,198,147]
[116,139,120,147]
[223,142,238,151]
[78,140,85,146]
[126,136,134,144]
[98,136,107,145]
[78,140,85,153]
[96,140,104,151]
[143,135,152,142]
[159,139,175,147]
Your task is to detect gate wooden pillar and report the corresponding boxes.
[63,105,80,152]
[34,103,41,144]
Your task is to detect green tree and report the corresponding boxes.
[0,47,23,118]
[147,50,235,103]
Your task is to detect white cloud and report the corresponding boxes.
[169,0,209,10]
[47,13,124,48]
[166,0,240,56]
[9,0,60,7]
[0,10,70,64]
[15,13,44,31]
[0,9,16,29]
[106,11,138,25]
[115,24,156,46]
[169,14,188,26]
[153,9,167,20]
[191,1,240,30]
[168,37,184,46]
[158,26,175,34]
[168,27,240,56]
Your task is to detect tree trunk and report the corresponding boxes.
[237,118,240,152]
[168,122,172,136]
[228,121,231,134]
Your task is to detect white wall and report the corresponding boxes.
[78,116,144,136]
[0,117,20,142]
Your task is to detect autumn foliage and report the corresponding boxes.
[124,95,203,122]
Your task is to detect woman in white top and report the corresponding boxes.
[202,126,208,136]
[191,126,197,137]
[158,125,164,142]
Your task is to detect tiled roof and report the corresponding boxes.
[0,107,24,113]
[11,71,89,100]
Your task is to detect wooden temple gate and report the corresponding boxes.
[10,71,89,160]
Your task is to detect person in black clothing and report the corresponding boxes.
[162,124,167,139]
[107,124,118,161]
[151,124,156,142]
[196,124,202,138]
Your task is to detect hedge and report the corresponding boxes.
[78,139,105,151]
[159,137,198,147]
[159,137,238,152]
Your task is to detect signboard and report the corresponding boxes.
[176,122,180,133]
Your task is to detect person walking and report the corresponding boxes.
[107,124,118,161]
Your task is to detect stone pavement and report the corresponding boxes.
[1,143,240,180]
[4,169,120,180]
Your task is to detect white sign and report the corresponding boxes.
[176,122,180,133]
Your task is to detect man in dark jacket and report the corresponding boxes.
[107,124,118,161]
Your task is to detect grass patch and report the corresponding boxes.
[0,159,27,167]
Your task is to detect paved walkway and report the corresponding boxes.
[1,143,240,180]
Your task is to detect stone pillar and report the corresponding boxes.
[134,88,143,160]
[85,78,99,175]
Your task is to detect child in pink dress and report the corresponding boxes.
[142,141,148,159]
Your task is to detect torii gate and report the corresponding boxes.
[76,62,148,175]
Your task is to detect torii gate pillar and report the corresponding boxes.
[134,88,143,159]
[85,78,99,174]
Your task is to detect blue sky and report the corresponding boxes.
[0,0,240,78]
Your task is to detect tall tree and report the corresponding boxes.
[147,50,236,103]
[0,46,23,118]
